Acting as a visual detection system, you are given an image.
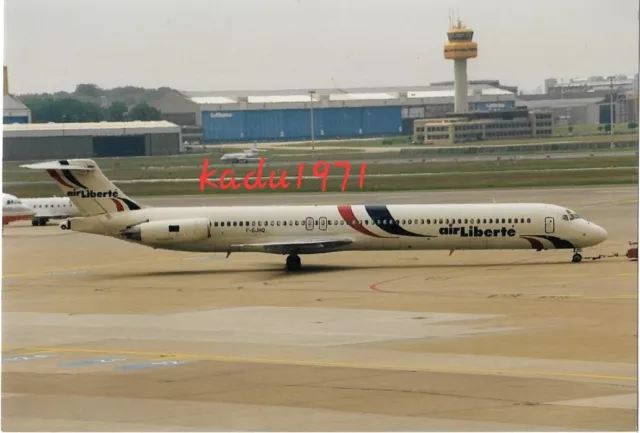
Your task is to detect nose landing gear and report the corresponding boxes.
[572,248,583,263]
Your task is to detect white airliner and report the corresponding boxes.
[2,193,36,226]
[20,196,80,227]
[21,158,608,270]
[220,142,261,163]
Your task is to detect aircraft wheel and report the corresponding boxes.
[572,253,582,263]
[60,223,68,230]
[286,254,301,271]
[31,219,38,226]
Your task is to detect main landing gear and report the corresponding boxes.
[572,248,583,263]
[286,254,301,271]
[31,217,49,226]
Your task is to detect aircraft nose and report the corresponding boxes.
[592,225,608,244]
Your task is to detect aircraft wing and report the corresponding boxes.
[230,238,353,255]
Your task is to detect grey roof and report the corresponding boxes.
[516,97,603,109]
[181,84,513,99]
[3,95,29,111]
[181,84,515,107]
[3,121,180,138]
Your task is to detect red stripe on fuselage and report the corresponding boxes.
[3,214,32,225]
[47,170,75,189]
[111,198,124,212]
[337,205,386,238]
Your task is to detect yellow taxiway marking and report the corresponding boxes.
[3,345,635,382]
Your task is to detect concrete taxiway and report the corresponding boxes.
[2,186,638,431]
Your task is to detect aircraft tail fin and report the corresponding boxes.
[20,159,146,217]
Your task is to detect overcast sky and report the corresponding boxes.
[3,0,639,95]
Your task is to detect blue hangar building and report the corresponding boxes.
[149,81,517,144]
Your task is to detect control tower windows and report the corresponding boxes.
[447,31,473,42]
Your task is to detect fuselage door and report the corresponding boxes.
[318,217,328,231]
[305,217,314,231]
[545,217,555,234]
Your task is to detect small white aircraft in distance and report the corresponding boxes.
[2,193,80,227]
[2,193,36,226]
[220,142,261,163]
[20,196,80,227]
[22,158,608,271]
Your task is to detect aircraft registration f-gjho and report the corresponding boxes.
[21,159,608,271]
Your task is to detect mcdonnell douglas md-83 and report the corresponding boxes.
[22,158,608,271]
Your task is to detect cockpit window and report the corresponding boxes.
[562,215,569,221]
[565,209,581,221]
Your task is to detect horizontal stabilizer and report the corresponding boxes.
[20,160,95,171]
[231,238,353,255]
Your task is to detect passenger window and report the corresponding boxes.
[407,220,412,225]
[501,218,506,223]
[239,221,243,226]
[294,221,298,226]
[328,220,332,225]
[270,221,274,226]
[420,219,424,224]
[214,222,218,227]
[527,218,531,223]
[277,221,281,226]
[364,220,369,225]
[252,221,256,226]
[289,221,293,226]
[508,219,512,224]
[438,219,443,224]
[340,221,345,225]
[470,219,474,224]
[464,219,468,224]
[233,221,237,227]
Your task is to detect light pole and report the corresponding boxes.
[309,90,315,155]
[609,77,614,148]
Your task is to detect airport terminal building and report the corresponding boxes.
[413,109,553,144]
[3,121,182,161]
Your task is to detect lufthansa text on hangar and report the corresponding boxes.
[2,121,181,161]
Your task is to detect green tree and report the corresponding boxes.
[628,121,638,130]
[128,103,162,121]
[26,98,105,123]
[603,123,612,132]
[74,83,102,98]
[107,101,128,121]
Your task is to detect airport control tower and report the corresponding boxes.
[444,17,477,113]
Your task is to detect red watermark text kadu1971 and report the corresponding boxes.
[199,157,366,192]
